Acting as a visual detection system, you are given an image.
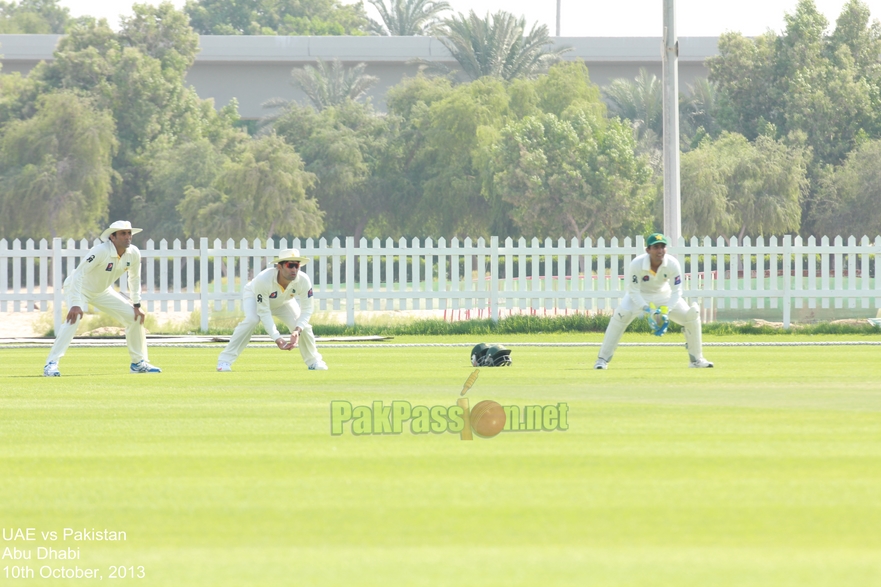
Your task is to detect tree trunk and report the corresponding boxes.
[265,219,277,243]
[736,225,747,274]
[575,227,587,275]
[352,217,368,246]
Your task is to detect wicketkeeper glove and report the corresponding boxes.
[645,303,669,337]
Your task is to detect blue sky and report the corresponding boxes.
[60,0,876,37]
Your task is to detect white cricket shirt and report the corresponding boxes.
[245,267,315,341]
[625,252,683,309]
[64,241,142,308]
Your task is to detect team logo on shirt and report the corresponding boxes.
[269,292,278,299]
[307,288,313,298]
[105,263,114,271]
[642,275,650,281]
[86,255,95,263]
[257,294,263,303]
[674,276,681,285]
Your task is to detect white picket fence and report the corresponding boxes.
[1,235,879,331]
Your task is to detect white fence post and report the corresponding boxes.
[345,236,355,326]
[53,238,62,333]
[0,239,6,313]
[875,236,881,310]
[12,239,21,313]
[783,234,792,328]
[490,236,499,322]
[200,237,209,332]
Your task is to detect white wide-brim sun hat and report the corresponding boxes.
[100,220,143,242]
[274,249,309,266]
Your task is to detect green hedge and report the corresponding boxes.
[309,316,881,336]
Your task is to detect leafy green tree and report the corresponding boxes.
[384,70,455,119]
[408,76,514,237]
[367,0,450,35]
[25,4,246,226]
[134,139,230,241]
[491,109,653,240]
[0,0,73,33]
[707,0,881,233]
[184,0,368,35]
[681,132,807,240]
[828,0,881,75]
[270,100,405,241]
[0,92,117,239]
[438,10,571,81]
[383,74,457,235]
[129,98,246,241]
[119,2,199,75]
[285,59,378,111]
[384,64,612,239]
[178,135,323,240]
[0,68,34,126]
[810,139,881,238]
[709,0,881,168]
[707,31,778,141]
[532,60,605,118]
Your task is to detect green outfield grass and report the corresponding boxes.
[1,340,880,586]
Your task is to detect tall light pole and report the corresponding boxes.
[662,0,682,244]
[556,0,561,36]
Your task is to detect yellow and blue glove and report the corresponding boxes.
[645,303,669,336]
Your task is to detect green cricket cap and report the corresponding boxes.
[646,233,669,246]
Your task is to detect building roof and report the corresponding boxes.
[0,34,718,64]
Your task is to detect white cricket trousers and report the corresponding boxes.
[597,295,705,364]
[218,296,322,367]
[47,289,148,364]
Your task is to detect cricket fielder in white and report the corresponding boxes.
[217,249,327,372]
[595,233,713,369]
[43,221,161,376]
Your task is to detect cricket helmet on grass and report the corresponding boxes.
[471,343,512,367]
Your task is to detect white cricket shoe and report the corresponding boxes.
[130,360,162,374]
[308,360,329,371]
[217,362,232,372]
[594,358,608,370]
[689,358,714,368]
[43,361,60,377]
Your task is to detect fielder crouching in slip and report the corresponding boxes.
[217,249,327,372]
[594,232,713,370]
[43,220,161,376]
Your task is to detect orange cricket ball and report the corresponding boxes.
[470,400,506,438]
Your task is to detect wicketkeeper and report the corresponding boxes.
[594,233,713,369]
[217,249,327,372]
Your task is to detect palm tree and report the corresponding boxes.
[603,68,664,143]
[367,0,451,36]
[681,77,722,143]
[286,59,379,111]
[437,11,571,81]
